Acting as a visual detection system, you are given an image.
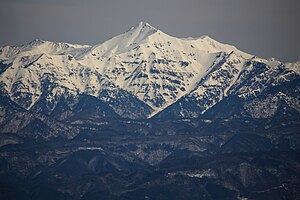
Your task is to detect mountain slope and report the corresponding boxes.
[1,22,300,200]
[0,21,299,120]
[155,57,300,119]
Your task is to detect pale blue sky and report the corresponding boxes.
[1,0,299,62]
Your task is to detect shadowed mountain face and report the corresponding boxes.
[0,22,299,199]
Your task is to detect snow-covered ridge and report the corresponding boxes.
[0,39,91,59]
[285,60,300,74]
[0,22,299,119]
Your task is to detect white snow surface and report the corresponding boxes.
[285,60,300,74]
[0,22,297,117]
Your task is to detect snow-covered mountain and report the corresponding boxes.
[0,21,299,120]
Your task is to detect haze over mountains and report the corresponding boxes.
[0,22,299,200]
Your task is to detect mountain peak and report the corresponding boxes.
[89,22,159,57]
[199,35,213,40]
[128,21,158,37]
[28,39,47,46]
[131,21,157,31]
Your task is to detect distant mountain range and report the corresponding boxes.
[0,22,299,200]
[1,21,299,122]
